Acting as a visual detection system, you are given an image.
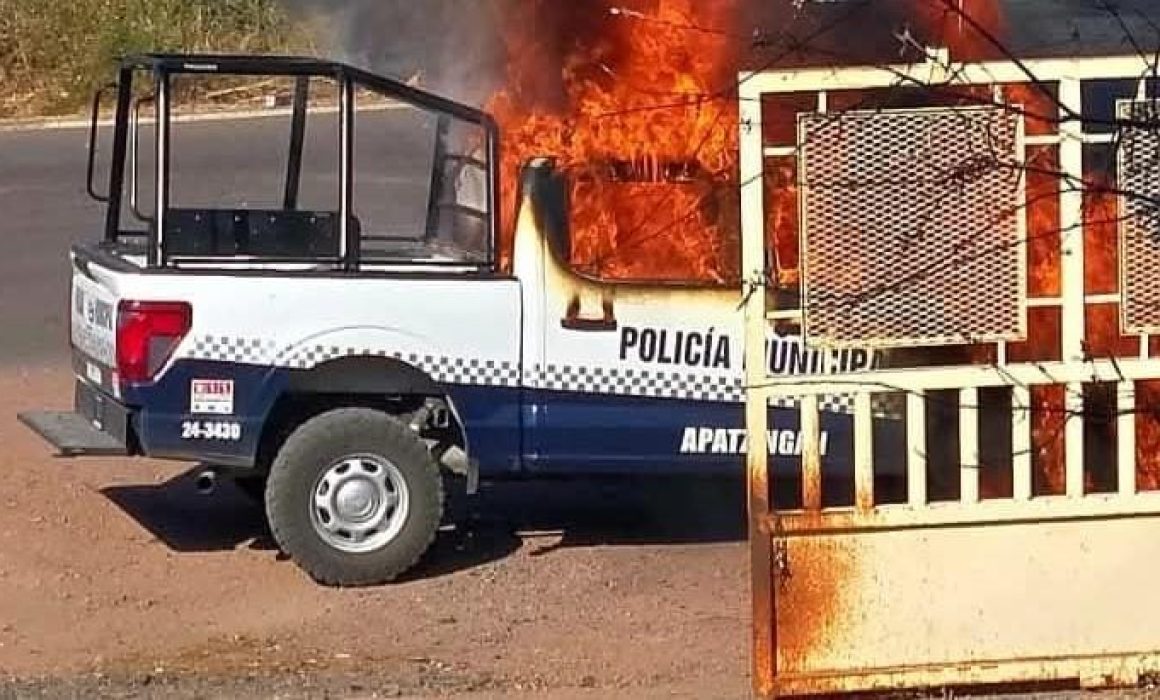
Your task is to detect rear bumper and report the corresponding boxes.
[18,381,131,457]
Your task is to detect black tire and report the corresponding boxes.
[265,408,443,586]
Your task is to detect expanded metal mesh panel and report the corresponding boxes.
[1119,100,1160,334]
[799,107,1026,348]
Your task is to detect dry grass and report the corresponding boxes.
[0,0,311,118]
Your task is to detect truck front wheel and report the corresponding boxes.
[265,408,443,586]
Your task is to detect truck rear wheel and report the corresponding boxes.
[265,408,443,586]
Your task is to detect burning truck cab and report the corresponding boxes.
[19,54,879,586]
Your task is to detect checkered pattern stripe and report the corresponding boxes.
[185,336,520,388]
[527,364,854,412]
[189,335,278,365]
[183,336,854,410]
[412,354,521,387]
[532,364,744,403]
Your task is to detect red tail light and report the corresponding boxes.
[116,301,192,383]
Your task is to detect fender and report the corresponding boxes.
[286,355,442,395]
[281,355,480,489]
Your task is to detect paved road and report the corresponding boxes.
[0,126,101,364]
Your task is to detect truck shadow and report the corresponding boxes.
[101,470,275,553]
[102,471,748,582]
[406,475,747,581]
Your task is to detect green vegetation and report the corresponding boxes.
[0,0,311,118]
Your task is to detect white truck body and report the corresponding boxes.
[23,54,877,584]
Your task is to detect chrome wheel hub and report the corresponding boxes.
[310,455,409,554]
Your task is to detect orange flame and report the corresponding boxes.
[907,0,1007,60]
[1079,173,1160,491]
[1084,173,1119,296]
[484,0,1160,495]
[1138,381,1160,490]
[488,0,741,281]
[488,0,1012,280]
[1024,145,1061,297]
[764,157,798,288]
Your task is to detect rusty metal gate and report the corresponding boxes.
[739,49,1160,697]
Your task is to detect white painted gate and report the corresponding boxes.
[739,49,1160,697]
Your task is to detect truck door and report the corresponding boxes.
[512,163,874,477]
[514,164,746,474]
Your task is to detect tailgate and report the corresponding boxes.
[70,249,121,393]
[19,247,139,458]
[22,246,149,458]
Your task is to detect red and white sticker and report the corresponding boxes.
[190,379,235,415]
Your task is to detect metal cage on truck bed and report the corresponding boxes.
[87,54,500,272]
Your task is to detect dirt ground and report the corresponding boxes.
[7,372,1160,700]
[0,365,752,699]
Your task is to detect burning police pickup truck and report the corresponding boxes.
[19,54,875,586]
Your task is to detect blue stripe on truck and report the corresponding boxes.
[122,360,287,466]
[122,359,876,478]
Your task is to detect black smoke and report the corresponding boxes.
[281,0,1160,105]
[283,0,513,103]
